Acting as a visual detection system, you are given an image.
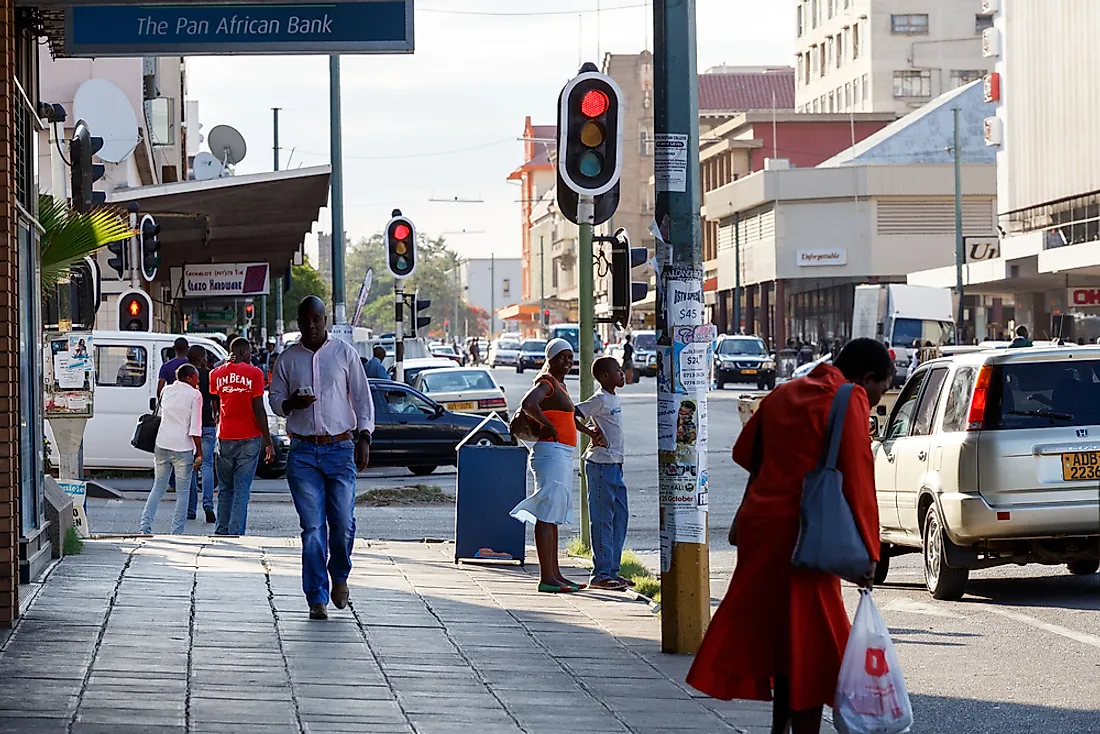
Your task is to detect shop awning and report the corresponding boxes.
[107,166,330,278]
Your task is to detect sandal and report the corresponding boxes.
[616,576,637,588]
[538,582,576,594]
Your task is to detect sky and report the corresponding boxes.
[186,1,795,264]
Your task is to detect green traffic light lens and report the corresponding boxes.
[397,256,408,271]
[580,121,605,147]
[579,150,604,178]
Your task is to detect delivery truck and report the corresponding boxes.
[851,284,955,386]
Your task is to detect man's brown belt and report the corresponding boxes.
[291,431,354,445]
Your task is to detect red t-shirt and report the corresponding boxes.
[209,362,266,440]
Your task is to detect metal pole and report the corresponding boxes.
[394,279,405,383]
[490,254,496,337]
[273,108,284,340]
[453,263,460,343]
[329,55,347,325]
[578,195,595,551]
[273,107,281,171]
[954,106,965,342]
[733,210,741,334]
[655,0,709,654]
[540,235,546,336]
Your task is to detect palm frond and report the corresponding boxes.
[39,193,135,287]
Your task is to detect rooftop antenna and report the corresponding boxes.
[73,78,139,163]
[207,124,247,174]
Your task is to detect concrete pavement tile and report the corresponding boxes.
[70,725,185,734]
[582,679,694,700]
[396,694,502,715]
[187,687,291,702]
[189,699,297,725]
[79,693,185,712]
[296,697,405,721]
[75,708,185,727]
[188,726,297,734]
[0,717,77,734]
[485,673,586,692]
[191,670,289,687]
[601,696,718,715]
[293,683,394,701]
[301,724,413,734]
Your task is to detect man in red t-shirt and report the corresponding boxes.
[210,337,274,535]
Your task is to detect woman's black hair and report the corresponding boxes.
[833,338,894,382]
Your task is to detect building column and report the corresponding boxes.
[745,284,755,336]
[775,279,787,350]
[991,297,1003,338]
[760,283,770,348]
[715,291,728,334]
[0,0,20,627]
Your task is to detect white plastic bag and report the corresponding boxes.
[833,590,913,734]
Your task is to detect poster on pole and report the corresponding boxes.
[44,332,95,418]
[57,480,89,538]
[654,133,688,193]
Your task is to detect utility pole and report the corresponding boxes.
[329,56,348,331]
[273,107,283,340]
[733,210,741,334]
[490,253,496,337]
[540,235,546,336]
[953,106,965,342]
[578,196,595,550]
[654,0,710,654]
[394,279,404,383]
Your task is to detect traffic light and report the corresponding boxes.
[139,214,161,281]
[105,238,129,278]
[607,227,649,327]
[414,291,431,336]
[245,302,255,322]
[69,120,106,212]
[385,209,417,279]
[556,63,624,225]
[543,309,551,326]
[118,289,152,331]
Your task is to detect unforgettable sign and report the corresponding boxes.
[183,263,270,297]
[66,1,414,57]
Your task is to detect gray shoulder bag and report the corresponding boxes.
[790,383,871,583]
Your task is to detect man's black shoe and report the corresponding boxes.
[309,603,328,620]
[204,508,216,524]
[332,582,350,609]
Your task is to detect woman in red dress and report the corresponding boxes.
[687,338,894,734]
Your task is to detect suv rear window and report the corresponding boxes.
[989,360,1100,429]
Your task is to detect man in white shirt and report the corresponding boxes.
[140,364,203,534]
[270,296,374,620]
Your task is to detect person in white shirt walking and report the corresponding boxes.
[140,364,203,534]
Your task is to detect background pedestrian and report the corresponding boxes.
[187,346,218,524]
[139,364,203,535]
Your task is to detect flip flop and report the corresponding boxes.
[538,583,576,594]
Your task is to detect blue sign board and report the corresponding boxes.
[66,1,414,57]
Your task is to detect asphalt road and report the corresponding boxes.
[86,364,1100,732]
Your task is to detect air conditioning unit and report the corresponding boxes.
[982,28,1001,58]
[984,117,1003,146]
[764,158,791,171]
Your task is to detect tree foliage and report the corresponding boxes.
[265,257,329,330]
[343,232,486,338]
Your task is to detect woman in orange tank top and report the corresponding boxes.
[510,338,603,592]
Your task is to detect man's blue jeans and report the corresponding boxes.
[285,438,357,606]
[188,426,217,517]
[214,436,262,536]
[584,461,629,582]
[140,447,194,535]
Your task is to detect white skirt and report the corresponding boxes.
[510,441,575,526]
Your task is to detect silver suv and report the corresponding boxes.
[873,346,1100,600]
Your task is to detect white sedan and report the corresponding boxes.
[488,339,522,367]
[411,367,508,416]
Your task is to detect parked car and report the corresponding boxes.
[712,335,776,390]
[367,379,514,475]
[412,367,508,416]
[872,346,1100,600]
[429,344,463,365]
[547,324,604,373]
[258,400,291,479]
[488,338,522,367]
[516,339,547,374]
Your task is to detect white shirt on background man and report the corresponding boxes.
[156,380,203,453]
[269,335,375,437]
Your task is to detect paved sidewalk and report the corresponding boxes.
[0,537,812,734]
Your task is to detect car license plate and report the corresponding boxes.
[446,401,477,412]
[741,369,758,375]
[1061,451,1100,480]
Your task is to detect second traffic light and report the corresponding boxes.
[385,210,417,279]
[245,302,255,322]
[118,289,152,331]
[106,238,129,278]
[140,214,161,281]
[414,291,431,336]
[607,227,649,327]
[69,120,106,212]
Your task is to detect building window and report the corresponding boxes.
[844,82,852,109]
[812,99,820,113]
[854,78,861,106]
[891,14,929,35]
[811,0,818,28]
[551,264,559,289]
[819,44,826,77]
[828,92,835,112]
[836,33,844,67]
[862,73,869,101]
[810,45,818,78]
[951,69,985,88]
[852,22,860,59]
[975,14,994,33]
[827,0,834,19]
[826,37,833,71]
[797,4,804,36]
[796,54,804,86]
[844,0,850,7]
[502,279,511,296]
[893,70,932,98]
[97,346,148,388]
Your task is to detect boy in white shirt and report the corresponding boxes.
[576,356,629,590]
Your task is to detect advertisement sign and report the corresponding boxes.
[1068,288,1100,308]
[67,1,415,57]
[44,332,94,418]
[57,480,90,538]
[798,249,847,267]
[183,263,270,297]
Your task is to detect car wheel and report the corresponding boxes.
[409,465,437,476]
[1067,559,1100,576]
[256,465,285,480]
[470,432,502,448]
[922,510,969,600]
[873,551,890,586]
[766,378,776,391]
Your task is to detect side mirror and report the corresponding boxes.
[869,415,881,439]
[434,404,445,417]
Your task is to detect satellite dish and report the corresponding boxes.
[192,151,222,181]
[73,78,139,163]
[208,125,247,166]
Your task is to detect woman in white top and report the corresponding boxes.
[139,364,204,534]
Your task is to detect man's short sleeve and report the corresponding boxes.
[575,392,605,420]
[251,366,266,397]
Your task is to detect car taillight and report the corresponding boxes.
[478,397,507,409]
[967,365,993,431]
[888,348,897,361]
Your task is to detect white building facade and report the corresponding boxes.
[460,256,522,337]
[795,0,993,115]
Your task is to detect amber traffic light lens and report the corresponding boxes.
[395,242,408,256]
[580,121,605,147]
[393,223,411,241]
[580,89,609,118]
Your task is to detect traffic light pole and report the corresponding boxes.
[394,279,405,384]
[329,55,347,326]
[578,195,595,551]
[654,0,710,654]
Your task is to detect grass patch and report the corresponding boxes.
[355,484,449,507]
[632,575,661,601]
[63,527,83,556]
[566,536,592,558]
[620,549,660,603]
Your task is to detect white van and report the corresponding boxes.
[46,331,228,470]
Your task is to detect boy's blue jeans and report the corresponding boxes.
[585,461,629,582]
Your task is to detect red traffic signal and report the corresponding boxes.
[118,289,152,331]
[385,211,417,278]
[245,303,255,320]
[580,89,609,118]
[558,68,624,197]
